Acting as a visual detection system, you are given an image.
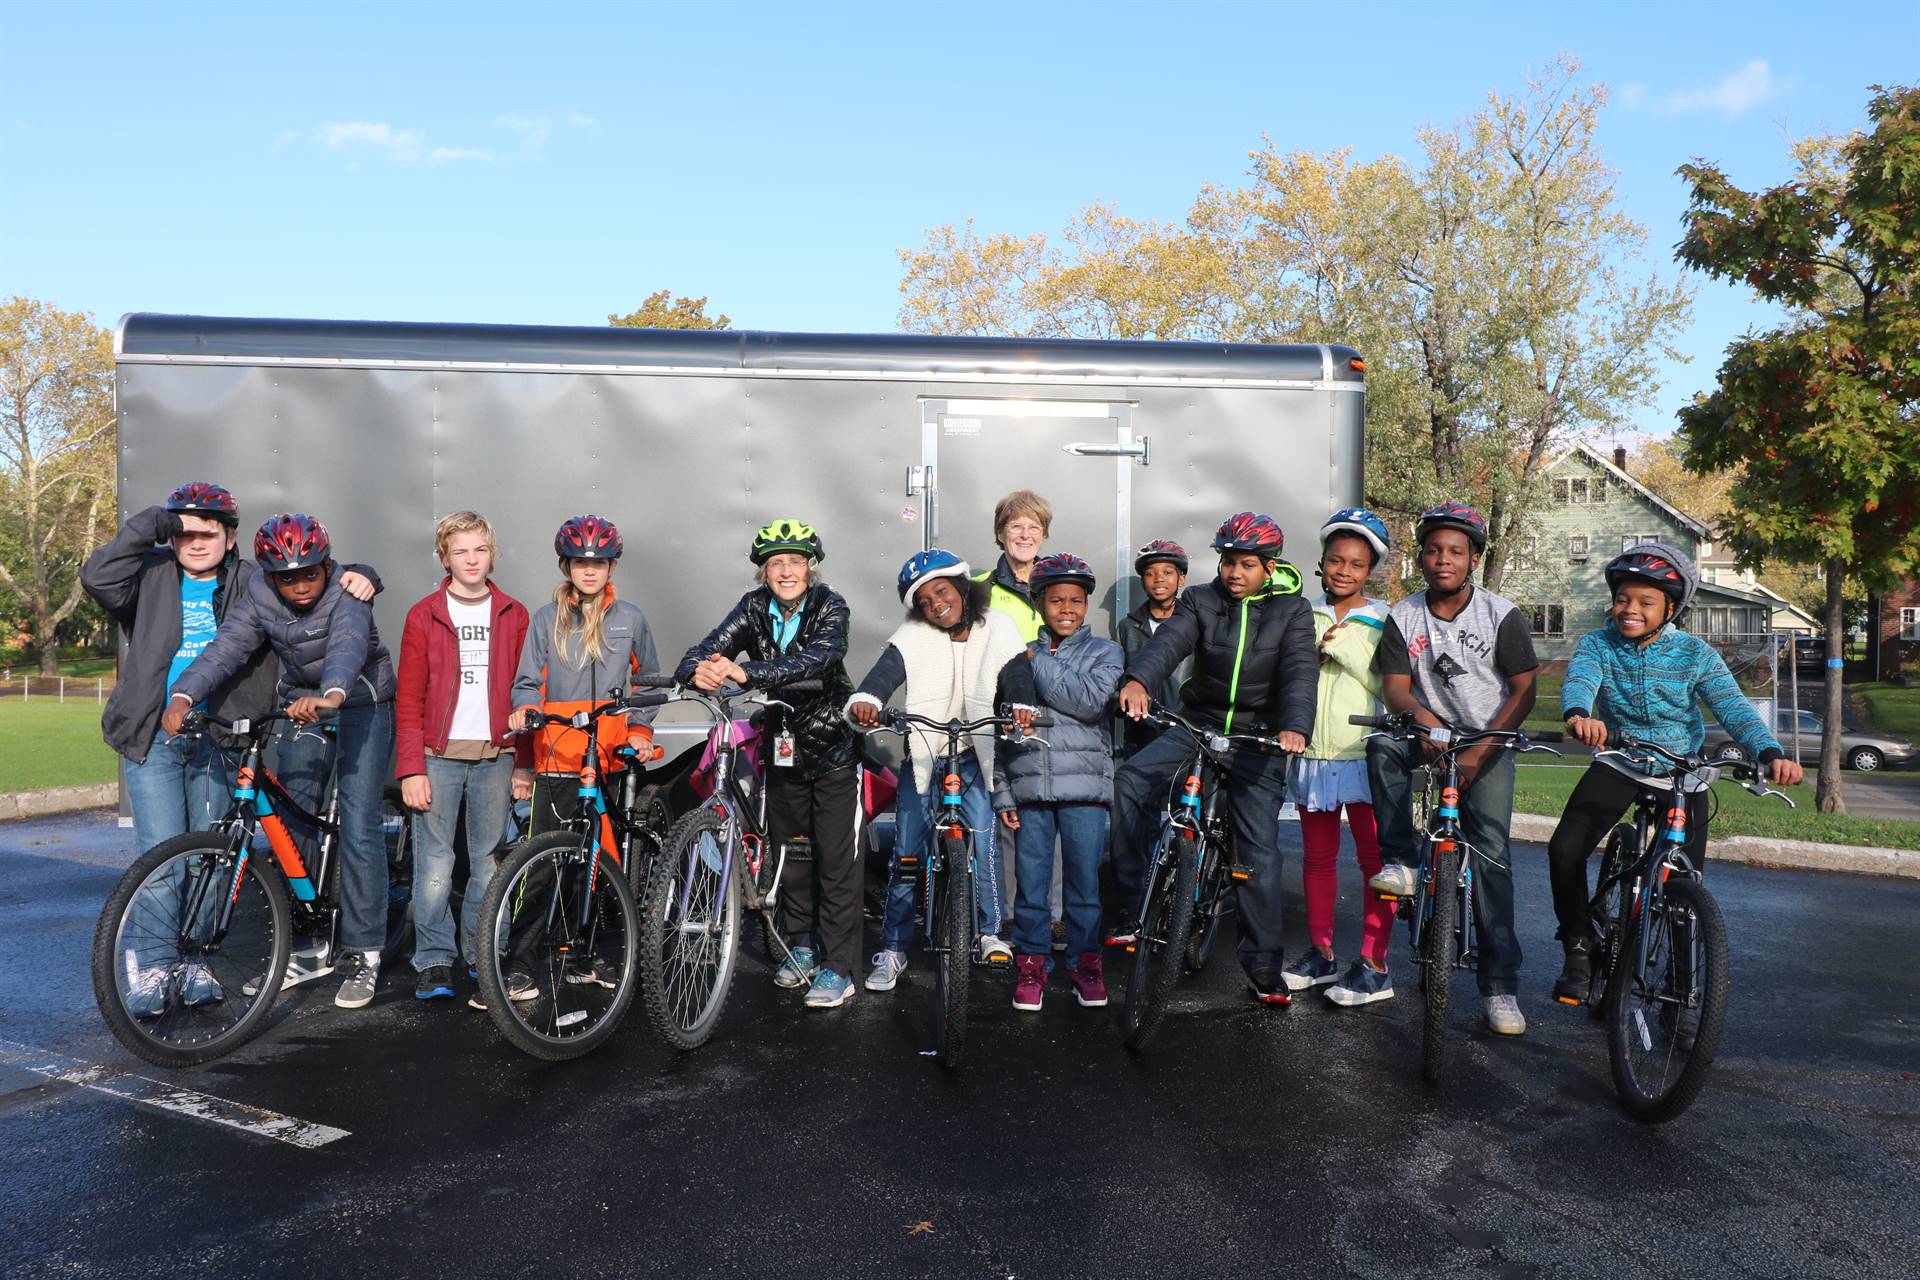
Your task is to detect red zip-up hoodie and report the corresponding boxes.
[395,579,533,779]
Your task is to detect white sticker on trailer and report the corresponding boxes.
[943,417,982,436]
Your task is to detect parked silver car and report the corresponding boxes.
[1704,707,1917,772]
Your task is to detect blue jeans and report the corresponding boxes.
[410,753,512,971]
[123,728,238,853]
[1013,802,1105,965]
[276,701,395,954]
[881,751,1003,951]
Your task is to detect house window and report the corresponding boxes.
[1703,567,1719,584]
[1527,604,1565,638]
[1902,607,1920,641]
[1510,536,1538,571]
[1568,534,1589,559]
[1706,607,1729,637]
[1553,479,1569,504]
[1569,478,1590,504]
[1591,478,1606,503]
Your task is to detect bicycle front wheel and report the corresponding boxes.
[1419,841,1460,1085]
[1588,825,1639,1018]
[639,806,743,1051]
[477,832,641,1061]
[1122,828,1197,1052]
[1605,876,1729,1123]
[933,835,973,1069]
[91,832,292,1067]
[1182,840,1227,974]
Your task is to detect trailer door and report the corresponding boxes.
[908,398,1145,633]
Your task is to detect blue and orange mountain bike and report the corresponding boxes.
[90,707,411,1067]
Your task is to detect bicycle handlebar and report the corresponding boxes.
[179,707,338,738]
[1348,711,1563,753]
[1597,730,1797,808]
[863,708,1055,736]
[1148,702,1293,756]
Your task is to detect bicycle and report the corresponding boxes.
[858,707,1046,1068]
[1119,703,1288,1051]
[473,689,670,1061]
[91,708,412,1067]
[1349,712,1562,1083]
[1560,733,1793,1123]
[633,675,828,1051]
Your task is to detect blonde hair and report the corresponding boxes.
[993,489,1053,547]
[552,569,614,666]
[434,510,496,562]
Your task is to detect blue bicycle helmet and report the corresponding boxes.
[897,548,971,602]
[1320,507,1391,564]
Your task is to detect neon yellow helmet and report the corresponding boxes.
[751,518,823,564]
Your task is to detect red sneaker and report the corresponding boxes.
[1012,954,1046,1012]
[1068,953,1108,1007]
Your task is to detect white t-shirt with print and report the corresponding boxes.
[447,593,493,742]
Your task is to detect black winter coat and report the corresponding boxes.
[1122,576,1318,739]
[674,583,857,778]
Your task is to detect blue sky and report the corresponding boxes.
[4,0,1915,438]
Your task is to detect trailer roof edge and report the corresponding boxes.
[117,314,1365,383]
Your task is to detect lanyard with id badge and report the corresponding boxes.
[769,599,804,767]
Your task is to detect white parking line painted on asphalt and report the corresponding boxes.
[0,1040,350,1148]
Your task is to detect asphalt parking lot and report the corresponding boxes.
[1,809,1915,1279]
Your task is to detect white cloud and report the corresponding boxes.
[319,121,425,156]
[1644,60,1789,118]
[301,109,593,165]
[1619,83,1647,111]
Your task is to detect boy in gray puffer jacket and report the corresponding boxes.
[995,554,1123,1012]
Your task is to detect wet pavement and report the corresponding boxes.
[1,810,1915,1279]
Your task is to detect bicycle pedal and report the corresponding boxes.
[1376,891,1402,904]
[1227,864,1253,882]
[1554,995,1581,1006]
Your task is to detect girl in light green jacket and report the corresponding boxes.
[1283,509,1396,1007]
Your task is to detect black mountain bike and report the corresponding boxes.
[1350,712,1562,1084]
[475,689,670,1060]
[861,708,1045,1068]
[91,708,412,1067]
[1562,733,1793,1122]
[1122,704,1286,1052]
[637,676,821,1052]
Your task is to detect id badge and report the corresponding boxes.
[773,728,797,767]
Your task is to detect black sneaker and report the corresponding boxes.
[1553,940,1593,1006]
[1247,968,1293,1006]
[414,964,455,1001]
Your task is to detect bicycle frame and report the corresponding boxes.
[1406,755,1478,975]
[1134,705,1275,929]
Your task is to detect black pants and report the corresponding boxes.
[1547,763,1709,945]
[1112,725,1291,974]
[767,764,864,982]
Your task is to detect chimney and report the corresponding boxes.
[1613,445,1627,470]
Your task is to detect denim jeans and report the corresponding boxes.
[881,751,1003,951]
[1366,732,1522,996]
[123,728,238,853]
[410,753,513,971]
[1013,801,1105,965]
[276,701,396,954]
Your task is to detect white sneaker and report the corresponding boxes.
[865,949,908,992]
[1484,993,1527,1036]
[1369,863,1419,897]
[977,934,1013,964]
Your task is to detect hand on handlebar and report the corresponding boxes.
[1276,730,1306,755]
[1565,714,1608,749]
[690,654,746,692]
[1117,681,1152,721]
[1769,757,1804,787]
[848,699,881,729]
[507,706,537,732]
[287,690,342,724]
[161,695,193,737]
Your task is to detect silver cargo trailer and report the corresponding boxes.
[113,314,1364,762]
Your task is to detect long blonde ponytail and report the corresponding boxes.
[552,580,612,666]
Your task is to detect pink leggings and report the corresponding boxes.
[1299,803,1392,964]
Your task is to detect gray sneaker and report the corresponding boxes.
[334,953,379,1009]
[1369,863,1419,897]
[864,949,908,992]
[1484,993,1527,1036]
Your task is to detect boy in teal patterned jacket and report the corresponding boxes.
[1548,543,1802,1003]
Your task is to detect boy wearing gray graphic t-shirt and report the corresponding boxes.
[1365,503,1539,1037]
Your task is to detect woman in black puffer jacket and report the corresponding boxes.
[675,519,861,1008]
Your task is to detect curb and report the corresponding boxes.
[1511,812,1920,881]
[0,783,118,822]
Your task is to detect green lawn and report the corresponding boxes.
[1854,681,1920,741]
[1514,763,1920,849]
[0,700,120,790]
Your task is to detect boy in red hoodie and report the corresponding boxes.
[394,512,533,1004]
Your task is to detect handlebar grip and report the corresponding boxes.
[1027,714,1055,729]
[623,692,671,711]
[1348,714,1393,729]
[1605,729,1632,749]
[1529,729,1564,743]
[775,678,825,694]
[632,672,677,689]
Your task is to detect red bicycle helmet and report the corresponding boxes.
[1414,502,1488,552]
[1030,552,1096,595]
[253,514,331,572]
[166,481,239,526]
[555,514,622,560]
[1134,539,1189,575]
[1211,512,1285,557]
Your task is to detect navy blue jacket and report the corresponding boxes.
[172,564,395,708]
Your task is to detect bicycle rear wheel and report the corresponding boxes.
[477,832,640,1061]
[1419,842,1459,1085]
[91,832,292,1067]
[1182,839,1227,974]
[1605,876,1729,1123]
[933,834,973,1068]
[1122,827,1197,1052]
[639,806,743,1051]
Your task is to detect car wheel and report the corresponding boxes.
[1848,747,1884,773]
